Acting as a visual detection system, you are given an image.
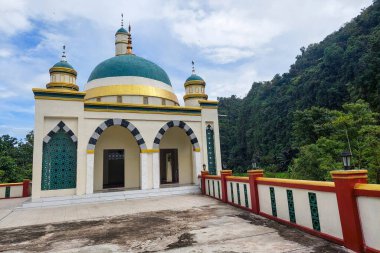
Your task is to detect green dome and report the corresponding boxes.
[116,27,128,34]
[53,61,74,69]
[88,54,172,86]
[186,74,204,82]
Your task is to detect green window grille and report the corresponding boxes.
[42,129,77,190]
[308,192,321,231]
[5,186,10,198]
[230,182,234,203]
[244,184,249,208]
[217,181,221,199]
[270,187,277,217]
[287,190,296,223]
[236,183,241,205]
[206,125,216,175]
[212,180,215,197]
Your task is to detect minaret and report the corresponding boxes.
[115,14,129,56]
[127,23,133,54]
[46,45,78,91]
[183,61,208,107]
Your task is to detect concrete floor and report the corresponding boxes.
[0,194,350,252]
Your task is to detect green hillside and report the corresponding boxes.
[219,0,380,182]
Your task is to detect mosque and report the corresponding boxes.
[31,20,222,199]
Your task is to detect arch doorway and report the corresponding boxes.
[93,125,140,191]
[154,120,200,186]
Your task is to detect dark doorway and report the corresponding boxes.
[103,149,125,188]
[160,149,179,184]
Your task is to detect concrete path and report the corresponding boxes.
[0,194,350,252]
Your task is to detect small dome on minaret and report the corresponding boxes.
[115,14,133,56]
[183,61,208,106]
[46,45,78,91]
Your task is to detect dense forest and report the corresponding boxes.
[219,0,380,182]
[1,2,380,183]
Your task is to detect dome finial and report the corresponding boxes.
[192,60,195,74]
[127,22,133,54]
[61,45,66,62]
[121,13,124,27]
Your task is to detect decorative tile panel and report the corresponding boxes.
[42,129,77,190]
[270,187,277,217]
[206,125,216,175]
[287,190,296,223]
[308,192,321,231]
[217,181,221,199]
[244,184,249,208]
[5,186,10,198]
[212,180,215,197]
[230,182,234,203]
[236,183,241,205]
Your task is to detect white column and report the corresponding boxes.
[140,153,149,190]
[193,151,202,185]
[152,152,160,189]
[86,153,94,194]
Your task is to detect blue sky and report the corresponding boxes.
[0,0,372,139]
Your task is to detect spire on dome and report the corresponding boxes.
[192,60,195,74]
[121,13,124,27]
[61,45,67,62]
[127,22,133,54]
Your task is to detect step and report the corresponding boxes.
[20,185,201,209]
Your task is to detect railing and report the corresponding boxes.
[199,169,380,253]
[0,179,31,199]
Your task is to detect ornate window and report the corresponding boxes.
[41,128,77,190]
[206,124,216,175]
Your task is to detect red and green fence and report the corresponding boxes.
[0,180,31,199]
[200,170,380,253]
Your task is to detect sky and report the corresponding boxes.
[0,0,373,139]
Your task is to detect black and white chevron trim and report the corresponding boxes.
[153,120,200,149]
[87,118,147,151]
[43,121,78,144]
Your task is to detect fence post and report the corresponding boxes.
[22,179,30,197]
[248,169,264,214]
[331,170,367,253]
[220,170,232,203]
[201,171,209,195]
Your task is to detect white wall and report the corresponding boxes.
[357,196,380,250]
[258,185,343,240]
[226,181,251,208]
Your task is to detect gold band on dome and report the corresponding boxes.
[49,67,77,76]
[184,80,206,87]
[85,85,179,103]
[183,93,208,100]
[46,82,79,91]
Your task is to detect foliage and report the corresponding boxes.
[291,101,380,182]
[219,1,380,178]
[0,132,33,183]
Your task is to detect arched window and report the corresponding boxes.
[42,128,77,190]
[206,125,216,175]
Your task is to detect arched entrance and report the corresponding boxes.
[86,119,147,193]
[152,121,201,188]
